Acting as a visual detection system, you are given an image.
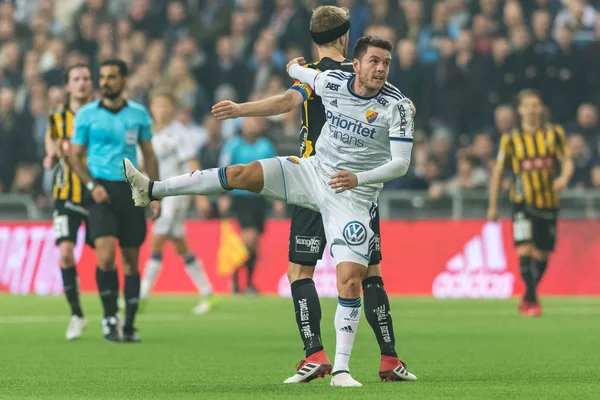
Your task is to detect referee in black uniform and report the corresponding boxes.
[70,59,161,342]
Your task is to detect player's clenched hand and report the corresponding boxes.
[329,171,358,194]
[150,201,161,220]
[91,185,110,203]
[286,57,306,73]
[212,101,240,120]
[553,177,568,192]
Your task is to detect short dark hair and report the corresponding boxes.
[352,36,393,60]
[100,59,129,77]
[64,63,91,84]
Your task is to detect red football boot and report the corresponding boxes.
[379,355,417,382]
[528,301,542,317]
[519,299,532,316]
[283,350,332,383]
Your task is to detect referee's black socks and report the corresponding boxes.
[363,276,398,358]
[291,278,323,358]
[96,267,119,318]
[61,266,83,318]
[124,274,140,334]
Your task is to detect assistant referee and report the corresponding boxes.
[71,59,161,343]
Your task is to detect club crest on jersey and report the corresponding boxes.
[366,109,379,124]
[286,156,300,165]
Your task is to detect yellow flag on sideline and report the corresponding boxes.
[217,219,249,276]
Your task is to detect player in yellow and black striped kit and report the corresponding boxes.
[488,89,574,317]
[43,64,94,340]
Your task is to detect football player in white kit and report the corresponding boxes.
[124,36,416,385]
[140,91,215,314]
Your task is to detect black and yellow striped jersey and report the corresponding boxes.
[496,123,570,209]
[290,57,354,158]
[49,105,85,204]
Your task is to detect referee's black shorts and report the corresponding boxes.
[231,195,268,233]
[87,180,147,248]
[288,205,383,267]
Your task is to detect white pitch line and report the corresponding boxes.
[1,307,599,325]
[0,313,243,325]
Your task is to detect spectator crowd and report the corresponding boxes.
[1,0,600,212]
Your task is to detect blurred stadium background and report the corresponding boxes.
[1,0,600,398]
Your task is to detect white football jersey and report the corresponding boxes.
[311,70,415,201]
[152,121,197,180]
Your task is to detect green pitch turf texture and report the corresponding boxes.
[1,295,599,399]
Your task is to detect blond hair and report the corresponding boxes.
[310,6,349,34]
[150,88,178,107]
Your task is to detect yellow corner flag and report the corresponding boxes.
[217,219,249,276]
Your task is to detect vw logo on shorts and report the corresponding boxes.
[343,221,367,246]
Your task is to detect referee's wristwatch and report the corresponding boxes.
[86,181,96,192]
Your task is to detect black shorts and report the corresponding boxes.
[288,205,382,266]
[53,200,93,247]
[512,203,558,252]
[87,180,147,248]
[231,195,268,233]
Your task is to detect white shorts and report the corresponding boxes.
[152,195,190,238]
[259,156,376,267]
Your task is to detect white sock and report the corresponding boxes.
[152,168,230,199]
[183,254,213,297]
[333,297,361,374]
[140,254,162,299]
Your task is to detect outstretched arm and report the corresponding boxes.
[288,63,320,89]
[212,89,304,120]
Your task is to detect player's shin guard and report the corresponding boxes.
[151,168,232,199]
[533,258,549,287]
[96,267,119,318]
[291,278,323,358]
[140,253,162,299]
[333,297,361,375]
[520,256,537,301]
[61,266,83,317]
[183,254,213,297]
[362,276,397,358]
[124,274,141,334]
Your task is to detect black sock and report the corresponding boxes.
[362,276,397,358]
[232,269,240,293]
[533,258,549,287]
[291,278,323,358]
[61,266,83,317]
[246,251,257,286]
[95,267,119,318]
[520,256,537,301]
[124,274,141,334]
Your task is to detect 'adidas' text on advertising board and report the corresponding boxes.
[432,222,515,299]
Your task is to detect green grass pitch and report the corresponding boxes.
[1,295,599,399]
